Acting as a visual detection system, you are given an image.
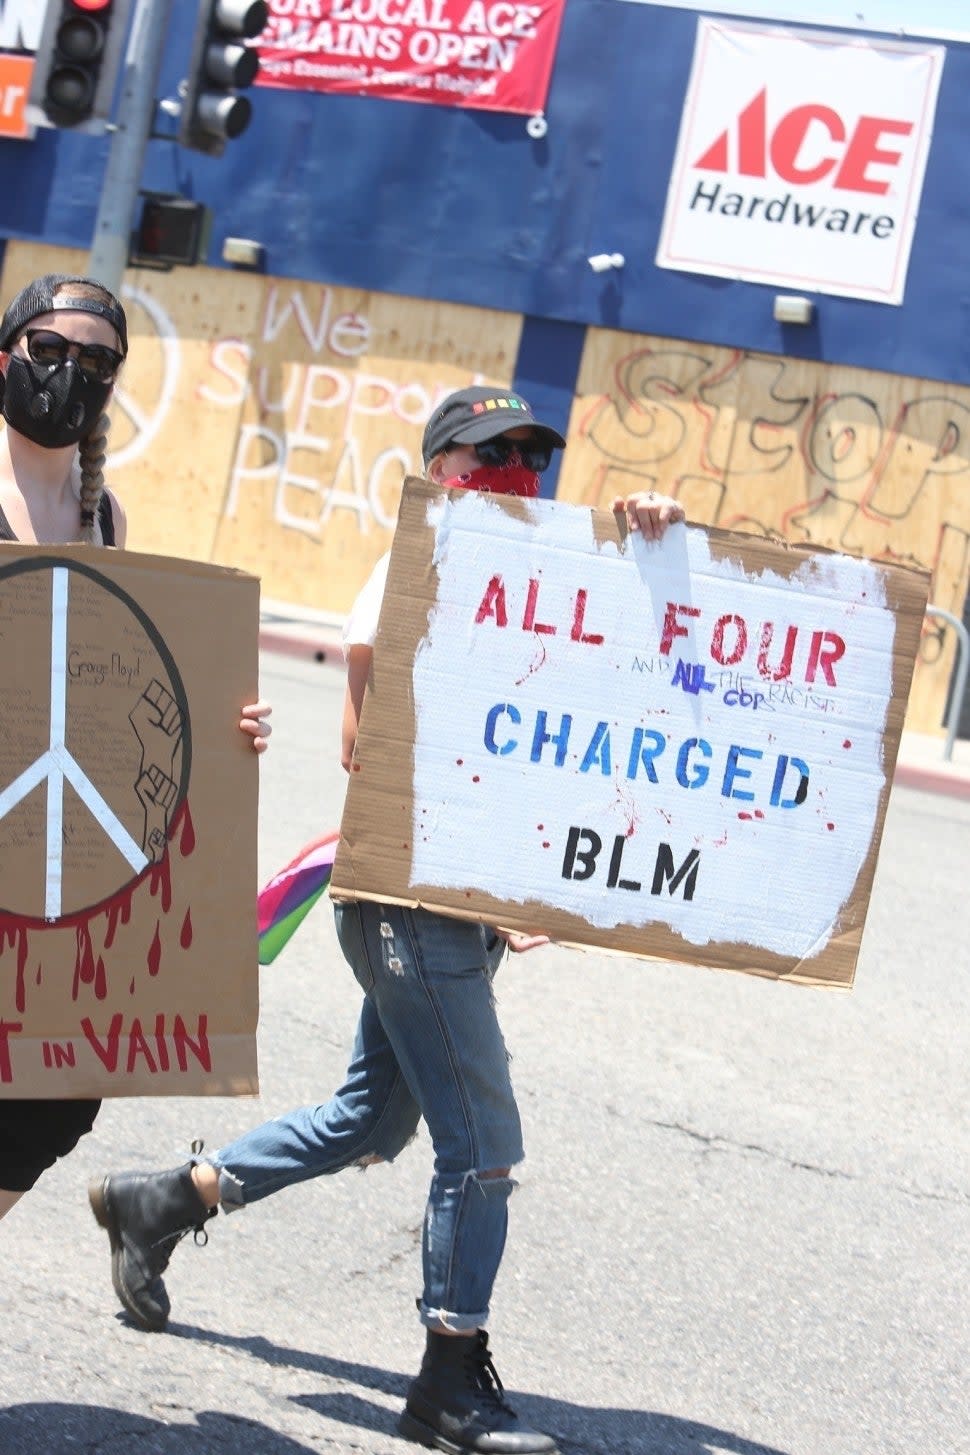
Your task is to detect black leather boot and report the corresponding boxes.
[88,1164,215,1332]
[399,1329,558,1453]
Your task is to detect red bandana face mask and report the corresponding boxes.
[443,454,541,499]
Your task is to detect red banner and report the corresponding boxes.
[255,0,566,114]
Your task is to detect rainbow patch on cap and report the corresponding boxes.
[471,397,527,415]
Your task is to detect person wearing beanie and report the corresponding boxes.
[89,385,684,1454]
[0,273,272,1224]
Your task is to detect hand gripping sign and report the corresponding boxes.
[331,481,930,988]
[0,547,260,1097]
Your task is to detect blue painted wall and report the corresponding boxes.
[2,2,970,384]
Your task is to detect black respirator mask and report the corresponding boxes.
[1,353,112,449]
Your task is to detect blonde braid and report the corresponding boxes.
[77,410,110,544]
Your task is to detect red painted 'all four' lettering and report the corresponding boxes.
[694,89,913,195]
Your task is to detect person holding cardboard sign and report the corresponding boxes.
[89,387,683,1455]
[0,273,272,1224]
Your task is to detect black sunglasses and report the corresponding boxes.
[21,328,124,384]
[465,435,553,473]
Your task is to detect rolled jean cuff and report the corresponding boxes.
[215,1165,246,1211]
[184,1152,246,1213]
[419,1302,489,1333]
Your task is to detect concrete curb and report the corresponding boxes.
[258,625,343,667]
[258,625,970,802]
[892,761,970,800]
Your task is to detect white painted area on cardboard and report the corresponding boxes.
[410,492,894,962]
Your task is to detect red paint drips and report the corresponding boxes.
[14,928,28,1013]
[148,853,172,914]
[147,923,162,977]
[104,903,120,949]
[73,922,96,1000]
[178,802,196,856]
[1,795,198,1016]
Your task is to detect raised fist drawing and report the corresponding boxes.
[135,764,178,862]
[130,680,183,775]
[130,681,184,857]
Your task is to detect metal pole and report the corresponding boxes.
[924,604,970,762]
[87,0,175,293]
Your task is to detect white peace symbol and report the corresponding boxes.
[0,567,149,920]
[107,285,181,470]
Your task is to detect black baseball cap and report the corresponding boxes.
[422,386,566,467]
[0,273,128,356]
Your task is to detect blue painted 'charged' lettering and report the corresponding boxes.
[721,744,762,800]
[580,722,612,774]
[531,710,572,766]
[676,737,712,789]
[484,703,521,756]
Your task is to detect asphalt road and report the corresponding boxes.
[1,651,968,1455]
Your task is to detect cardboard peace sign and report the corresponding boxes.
[0,556,190,920]
[0,544,261,1099]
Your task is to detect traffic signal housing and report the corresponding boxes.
[178,0,269,157]
[130,193,212,270]
[27,0,134,133]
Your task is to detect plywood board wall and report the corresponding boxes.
[2,246,964,730]
[0,245,521,621]
[557,330,970,733]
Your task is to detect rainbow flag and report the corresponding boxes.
[257,831,340,965]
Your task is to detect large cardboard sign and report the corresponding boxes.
[0,547,261,1097]
[256,0,566,114]
[331,481,929,987]
[656,19,944,304]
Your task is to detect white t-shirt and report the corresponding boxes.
[342,551,390,656]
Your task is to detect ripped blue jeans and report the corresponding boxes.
[211,902,523,1332]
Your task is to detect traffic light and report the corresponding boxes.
[27,0,134,133]
[130,193,212,269]
[178,0,269,158]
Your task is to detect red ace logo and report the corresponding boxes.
[694,89,913,196]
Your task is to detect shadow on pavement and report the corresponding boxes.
[169,1323,793,1455]
[0,1405,319,1453]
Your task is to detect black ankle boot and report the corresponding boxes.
[88,1164,215,1331]
[399,1329,558,1454]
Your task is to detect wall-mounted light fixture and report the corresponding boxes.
[773,294,814,325]
[222,237,264,268]
[588,252,625,273]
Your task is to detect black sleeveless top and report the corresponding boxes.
[0,492,115,545]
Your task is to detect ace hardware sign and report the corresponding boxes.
[656,18,945,304]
